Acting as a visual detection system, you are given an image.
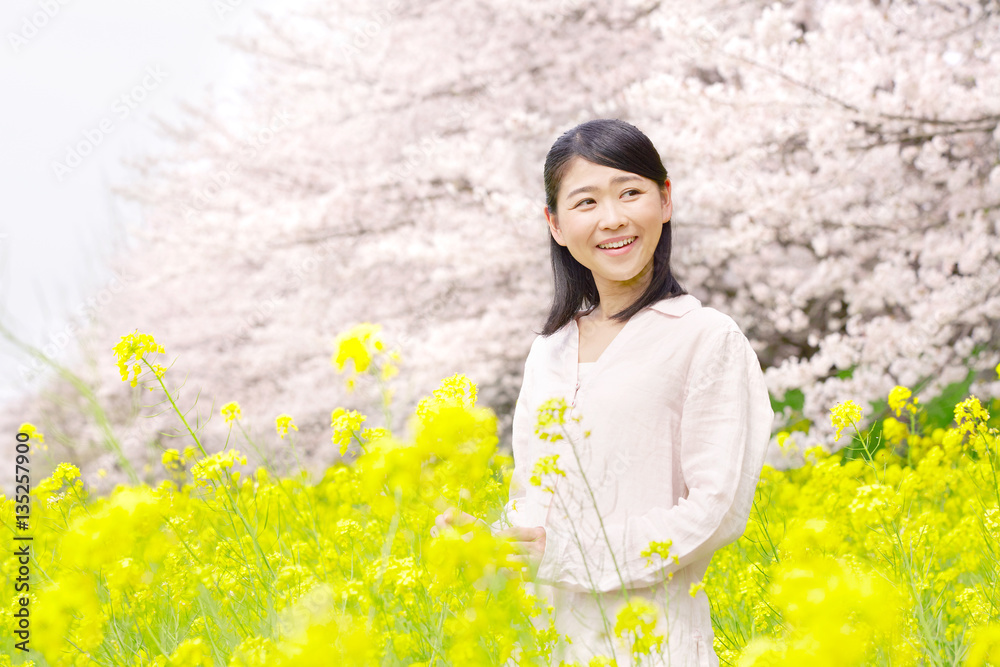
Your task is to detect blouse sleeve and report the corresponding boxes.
[489,340,541,534]
[533,329,774,592]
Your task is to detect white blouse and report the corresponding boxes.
[491,294,774,667]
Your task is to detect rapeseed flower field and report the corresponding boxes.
[2,326,998,666]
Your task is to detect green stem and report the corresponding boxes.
[148,359,208,458]
[559,421,630,593]
[547,487,621,665]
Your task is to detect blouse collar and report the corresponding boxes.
[649,293,702,318]
[568,294,702,330]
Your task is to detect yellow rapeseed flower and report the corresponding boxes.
[190,450,248,485]
[161,448,185,473]
[955,396,989,436]
[529,454,565,489]
[331,407,366,456]
[230,636,278,666]
[882,417,908,445]
[18,422,44,443]
[34,571,105,661]
[331,323,402,394]
[35,462,84,504]
[167,637,212,666]
[641,540,678,568]
[361,426,390,445]
[431,374,479,407]
[221,401,242,424]
[113,329,166,387]
[776,430,799,455]
[888,385,912,416]
[830,399,863,442]
[334,334,372,374]
[411,374,482,435]
[332,323,384,374]
[769,555,905,665]
[535,397,580,442]
[275,414,298,440]
[965,624,1000,667]
[587,658,617,667]
[613,597,664,659]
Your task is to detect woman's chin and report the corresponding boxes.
[593,265,648,285]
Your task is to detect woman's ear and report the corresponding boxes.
[661,179,673,223]
[544,206,566,246]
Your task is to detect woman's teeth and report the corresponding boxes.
[597,236,636,249]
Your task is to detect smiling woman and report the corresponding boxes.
[539,119,685,336]
[492,119,772,666]
[543,155,674,349]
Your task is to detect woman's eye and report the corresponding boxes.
[574,190,639,208]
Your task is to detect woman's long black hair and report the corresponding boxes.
[540,118,686,336]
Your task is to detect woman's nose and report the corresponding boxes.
[597,201,629,229]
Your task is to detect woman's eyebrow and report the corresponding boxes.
[564,175,643,200]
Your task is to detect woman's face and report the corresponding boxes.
[545,156,671,289]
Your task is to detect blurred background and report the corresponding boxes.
[2,0,998,495]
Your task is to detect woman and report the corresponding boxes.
[437,118,774,666]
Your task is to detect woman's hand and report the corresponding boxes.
[496,526,546,581]
[431,506,486,540]
[431,508,546,580]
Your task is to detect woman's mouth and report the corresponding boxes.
[596,236,637,255]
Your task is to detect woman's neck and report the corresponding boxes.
[591,267,654,321]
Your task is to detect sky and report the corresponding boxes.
[0,0,316,413]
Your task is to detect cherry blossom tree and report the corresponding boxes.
[631,0,1000,453]
[7,0,998,483]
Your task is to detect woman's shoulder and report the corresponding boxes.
[520,327,562,367]
[649,293,743,337]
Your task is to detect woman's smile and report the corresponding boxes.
[596,235,637,255]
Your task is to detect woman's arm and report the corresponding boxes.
[489,342,541,534]
[534,329,774,592]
